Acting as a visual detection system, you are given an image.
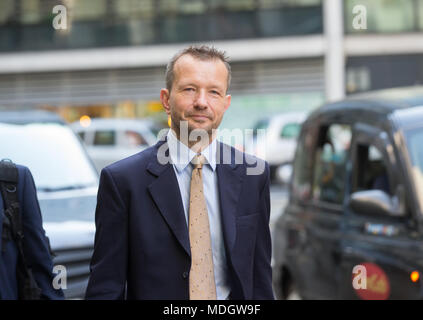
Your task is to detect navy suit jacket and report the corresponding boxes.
[0,165,64,300]
[86,138,274,300]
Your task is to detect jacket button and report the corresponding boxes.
[183,271,189,279]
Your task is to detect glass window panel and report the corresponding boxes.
[260,0,321,9]
[419,0,423,30]
[312,124,352,205]
[72,0,107,21]
[354,143,391,195]
[0,0,14,24]
[223,0,256,11]
[0,0,323,51]
[346,0,416,33]
[159,0,180,14]
[180,0,207,14]
[94,130,115,146]
[159,0,206,15]
[280,123,301,139]
[115,0,155,19]
[292,126,316,201]
[123,130,148,146]
[21,0,41,24]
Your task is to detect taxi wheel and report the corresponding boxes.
[282,274,302,300]
[285,282,301,300]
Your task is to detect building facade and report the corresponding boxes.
[0,0,422,129]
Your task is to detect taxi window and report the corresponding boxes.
[353,143,391,195]
[292,128,314,201]
[312,124,352,205]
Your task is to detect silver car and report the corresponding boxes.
[0,110,98,299]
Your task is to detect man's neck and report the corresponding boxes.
[171,127,215,153]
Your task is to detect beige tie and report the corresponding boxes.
[188,154,217,300]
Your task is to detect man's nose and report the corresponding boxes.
[194,90,208,108]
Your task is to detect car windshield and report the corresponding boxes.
[404,127,423,213]
[0,122,98,191]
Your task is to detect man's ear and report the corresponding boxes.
[160,88,171,115]
[224,94,231,111]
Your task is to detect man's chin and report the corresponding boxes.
[188,124,215,135]
[187,120,211,130]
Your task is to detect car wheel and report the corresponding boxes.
[285,282,301,300]
[282,271,302,300]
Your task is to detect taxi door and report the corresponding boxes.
[301,122,352,299]
[339,123,423,299]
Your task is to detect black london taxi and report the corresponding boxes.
[272,86,423,300]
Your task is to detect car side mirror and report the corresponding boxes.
[349,189,405,217]
[276,163,293,185]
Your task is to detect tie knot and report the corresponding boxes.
[191,154,206,169]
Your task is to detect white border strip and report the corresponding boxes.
[0,35,325,74]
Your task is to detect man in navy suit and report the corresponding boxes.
[86,45,274,300]
[0,162,64,299]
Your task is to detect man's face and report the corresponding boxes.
[160,54,231,137]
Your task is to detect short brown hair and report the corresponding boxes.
[165,45,231,93]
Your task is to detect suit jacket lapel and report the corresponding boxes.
[216,142,244,255]
[147,139,191,257]
[145,139,245,260]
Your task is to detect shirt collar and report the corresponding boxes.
[167,129,217,173]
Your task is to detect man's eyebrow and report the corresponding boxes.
[177,82,196,88]
[208,84,225,91]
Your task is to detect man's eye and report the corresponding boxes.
[210,90,220,95]
[185,88,194,91]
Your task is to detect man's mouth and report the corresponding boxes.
[190,114,210,120]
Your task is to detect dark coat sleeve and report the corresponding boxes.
[19,166,64,300]
[252,161,275,299]
[85,167,128,300]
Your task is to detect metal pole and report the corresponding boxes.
[323,0,345,102]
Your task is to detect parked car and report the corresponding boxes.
[272,86,423,300]
[0,110,98,299]
[245,112,307,181]
[71,118,158,173]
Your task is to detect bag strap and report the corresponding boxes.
[0,159,18,253]
[0,159,41,299]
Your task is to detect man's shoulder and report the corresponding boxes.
[103,141,163,176]
[218,141,268,170]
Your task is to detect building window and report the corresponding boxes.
[0,0,323,52]
[345,0,423,33]
[346,67,371,94]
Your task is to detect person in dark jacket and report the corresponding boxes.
[0,162,64,300]
[86,46,274,300]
